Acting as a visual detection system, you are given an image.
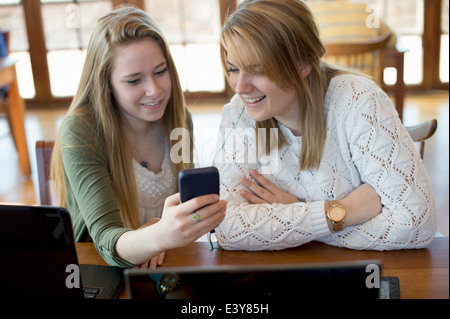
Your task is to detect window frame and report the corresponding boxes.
[1,0,447,107]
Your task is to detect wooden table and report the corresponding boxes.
[76,237,449,299]
[0,57,31,176]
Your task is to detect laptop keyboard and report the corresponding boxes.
[83,287,101,299]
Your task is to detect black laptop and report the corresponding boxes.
[125,261,400,300]
[0,204,124,299]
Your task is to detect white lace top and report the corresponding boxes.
[213,74,436,251]
[134,139,177,225]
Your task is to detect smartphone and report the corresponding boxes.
[178,166,220,203]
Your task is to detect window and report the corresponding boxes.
[144,0,225,93]
[360,0,448,88]
[0,0,230,105]
[379,0,424,85]
[0,0,447,106]
[41,0,112,97]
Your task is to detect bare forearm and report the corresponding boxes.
[324,183,382,232]
[115,224,165,265]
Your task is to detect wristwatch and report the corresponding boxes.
[326,200,346,232]
[159,272,181,296]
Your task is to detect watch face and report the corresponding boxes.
[329,206,345,222]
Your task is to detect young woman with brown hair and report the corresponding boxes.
[51,5,226,268]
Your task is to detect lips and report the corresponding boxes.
[140,100,162,110]
[245,96,266,104]
[142,101,160,106]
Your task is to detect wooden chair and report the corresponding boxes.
[323,31,393,83]
[405,119,438,159]
[35,140,55,205]
[0,30,17,148]
[308,1,405,121]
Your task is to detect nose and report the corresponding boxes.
[233,72,253,95]
[145,77,162,97]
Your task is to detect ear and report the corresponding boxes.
[301,64,312,78]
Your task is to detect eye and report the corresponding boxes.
[227,66,239,74]
[126,78,141,85]
[155,67,169,76]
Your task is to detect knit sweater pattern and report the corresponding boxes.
[213,74,436,251]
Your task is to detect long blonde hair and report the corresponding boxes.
[220,0,341,170]
[51,5,192,229]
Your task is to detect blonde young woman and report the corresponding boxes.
[213,0,436,251]
[51,5,226,268]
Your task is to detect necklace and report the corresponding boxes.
[128,138,150,168]
[126,122,165,169]
[139,160,149,169]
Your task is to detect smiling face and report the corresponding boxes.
[110,38,172,128]
[226,52,301,133]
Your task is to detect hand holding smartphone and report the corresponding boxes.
[178,166,222,238]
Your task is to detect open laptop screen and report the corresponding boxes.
[0,204,123,299]
[0,205,83,299]
[125,261,385,300]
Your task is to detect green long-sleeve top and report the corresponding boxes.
[59,110,193,268]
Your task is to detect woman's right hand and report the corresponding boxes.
[156,193,227,250]
[134,218,166,269]
[116,193,226,266]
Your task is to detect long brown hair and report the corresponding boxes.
[220,0,341,170]
[51,5,192,228]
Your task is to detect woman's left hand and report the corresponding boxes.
[135,252,165,269]
[240,169,300,204]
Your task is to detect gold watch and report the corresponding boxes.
[326,200,346,232]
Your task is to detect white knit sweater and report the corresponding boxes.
[213,74,436,251]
